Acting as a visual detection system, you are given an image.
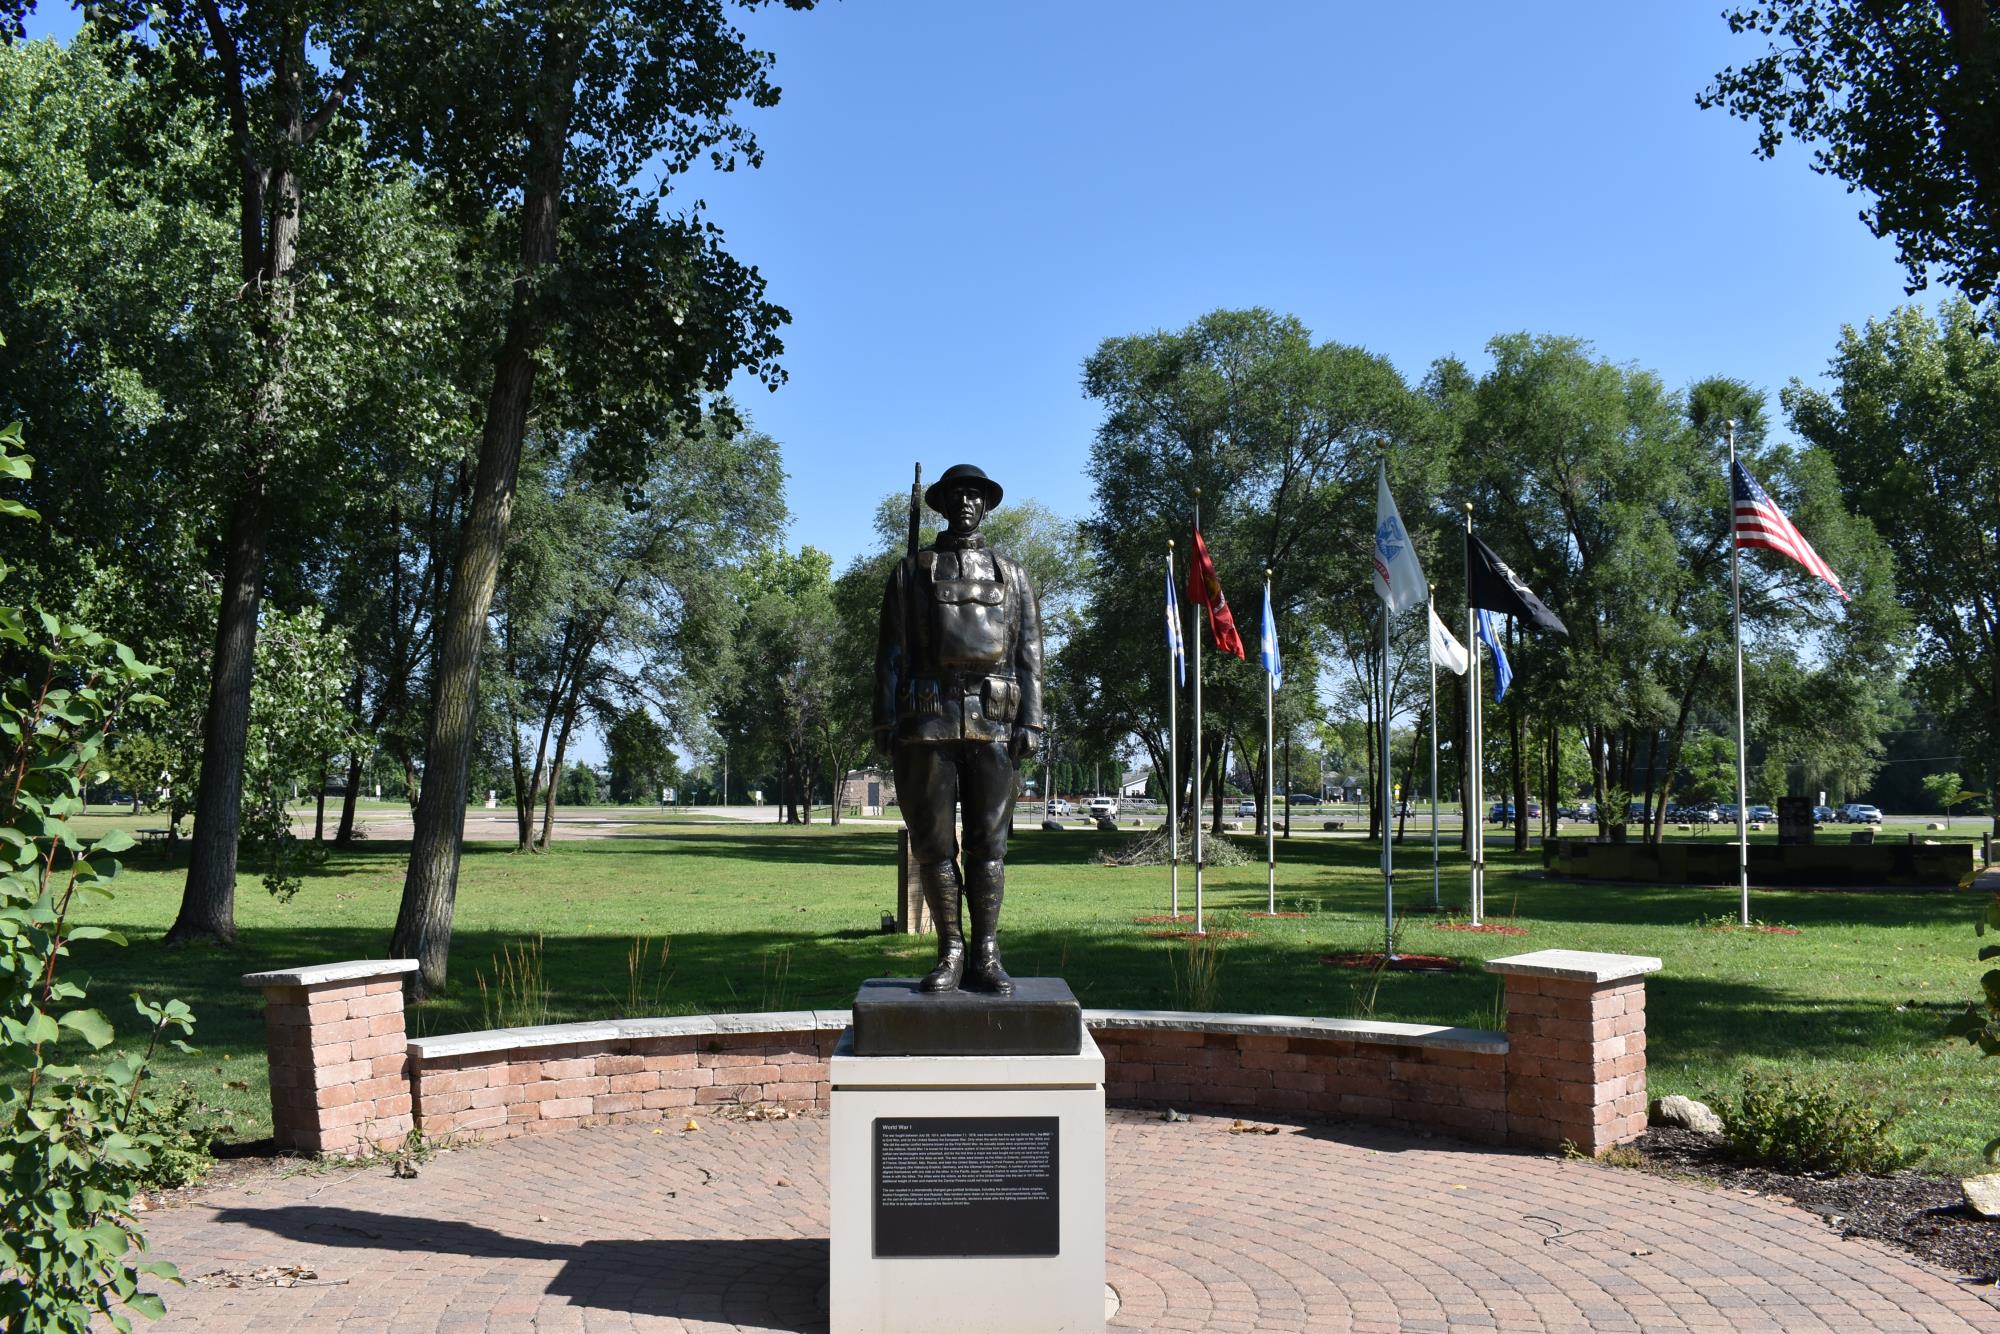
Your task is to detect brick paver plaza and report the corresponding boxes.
[134,1109,1999,1333]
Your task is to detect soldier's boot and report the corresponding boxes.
[960,858,1015,996]
[918,861,965,993]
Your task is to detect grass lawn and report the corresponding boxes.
[56,815,2000,1173]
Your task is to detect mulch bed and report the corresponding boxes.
[1132,914,1196,924]
[1427,921,1530,936]
[1147,929,1250,940]
[1630,1126,2000,1284]
[1319,952,1462,972]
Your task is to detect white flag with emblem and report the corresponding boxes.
[1373,460,1427,613]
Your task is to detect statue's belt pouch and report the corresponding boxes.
[981,677,1020,723]
[907,678,941,716]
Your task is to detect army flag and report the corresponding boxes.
[1165,563,1186,685]
[1373,461,1427,614]
[1476,608,1513,702]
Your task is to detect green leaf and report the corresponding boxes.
[92,828,135,855]
[22,1009,58,1044]
[126,1293,166,1321]
[57,1008,115,1049]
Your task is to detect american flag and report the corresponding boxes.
[1731,461,1849,602]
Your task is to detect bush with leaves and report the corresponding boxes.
[1714,1069,1909,1176]
[0,411,197,1330]
[1945,892,2000,1168]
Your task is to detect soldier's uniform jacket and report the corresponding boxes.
[875,533,1043,746]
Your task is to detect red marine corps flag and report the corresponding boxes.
[1186,525,1246,658]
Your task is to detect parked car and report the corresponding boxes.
[1812,805,1836,823]
[1524,800,1541,819]
[1044,798,1072,817]
[1687,804,1721,824]
[1489,802,1515,823]
[1234,798,1258,817]
[1086,796,1119,820]
[1287,793,1320,805]
[1838,803,1883,824]
[1747,804,1775,822]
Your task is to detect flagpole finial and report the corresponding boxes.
[1462,502,1473,515]
[1264,567,1272,579]
[1193,486,1202,498]
[1168,538,1175,549]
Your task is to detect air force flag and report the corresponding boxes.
[1373,460,1427,614]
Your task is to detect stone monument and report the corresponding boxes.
[828,463,1105,1333]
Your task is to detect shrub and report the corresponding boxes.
[1714,1070,1909,1176]
[1944,891,2000,1165]
[126,1084,231,1193]
[0,410,196,1331]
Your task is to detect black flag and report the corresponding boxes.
[1467,533,1568,636]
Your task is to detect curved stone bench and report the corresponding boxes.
[246,950,1659,1159]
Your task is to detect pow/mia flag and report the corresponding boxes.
[1466,533,1568,636]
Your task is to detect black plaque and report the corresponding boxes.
[873,1116,1059,1258]
[1777,796,1815,846]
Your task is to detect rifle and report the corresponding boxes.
[907,462,923,559]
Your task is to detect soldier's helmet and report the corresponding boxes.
[924,463,1003,514]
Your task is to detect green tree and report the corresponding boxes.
[1075,308,1427,837]
[1703,1,2000,308]
[605,710,676,805]
[384,0,813,997]
[1922,771,1977,828]
[1785,301,2000,835]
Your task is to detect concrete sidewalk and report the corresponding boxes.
[130,1109,1999,1333]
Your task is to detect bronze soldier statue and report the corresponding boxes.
[875,464,1042,996]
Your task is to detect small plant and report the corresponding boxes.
[623,935,674,1017]
[1168,932,1224,1012]
[127,1083,232,1192]
[1713,1070,1909,1175]
[1945,892,2000,1165]
[758,944,796,1012]
[475,936,550,1030]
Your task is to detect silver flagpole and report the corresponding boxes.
[1168,541,1180,919]
[1265,567,1276,917]
[1381,600,1395,959]
[1466,503,1483,926]
[1429,585,1440,910]
[1728,420,1750,926]
[1192,491,1205,936]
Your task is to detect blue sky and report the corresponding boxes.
[671,1,1923,569]
[26,2,1923,570]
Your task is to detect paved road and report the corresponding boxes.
[133,1110,1998,1333]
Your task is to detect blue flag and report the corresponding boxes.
[1165,564,1185,686]
[1476,608,1512,702]
[1259,582,1281,688]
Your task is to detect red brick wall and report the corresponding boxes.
[260,976,411,1155]
[1503,974,1648,1154]
[1096,1029,1510,1144]
[412,1030,838,1141]
[251,957,1659,1156]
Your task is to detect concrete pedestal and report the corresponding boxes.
[828,1030,1106,1333]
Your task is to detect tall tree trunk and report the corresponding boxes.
[169,19,332,946]
[313,760,328,842]
[169,477,267,946]
[392,78,574,998]
[337,748,364,845]
[1395,702,1423,845]
[537,681,585,850]
[509,721,533,850]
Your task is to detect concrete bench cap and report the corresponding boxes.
[241,959,419,989]
[1484,949,1662,983]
